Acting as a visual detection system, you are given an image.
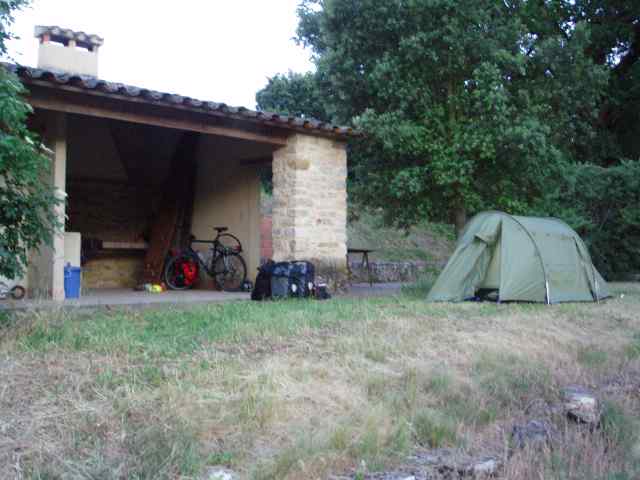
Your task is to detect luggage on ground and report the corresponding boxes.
[251,260,320,300]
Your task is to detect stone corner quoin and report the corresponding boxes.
[271,133,348,271]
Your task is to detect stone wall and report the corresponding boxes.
[272,134,348,274]
[348,261,432,284]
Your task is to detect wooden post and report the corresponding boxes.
[51,114,67,301]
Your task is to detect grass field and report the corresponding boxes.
[1,283,639,479]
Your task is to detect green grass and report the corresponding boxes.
[24,413,204,480]
[124,418,204,479]
[577,345,609,369]
[401,272,437,298]
[412,408,459,448]
[16,294,512,359]
[623,332,640,360]
[472,350,552,410]
[4,283,640,480]
[601,400,639,453]
[19,299,385,357]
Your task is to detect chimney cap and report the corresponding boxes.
[35,25,104,50]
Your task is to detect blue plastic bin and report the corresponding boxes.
[64,264,81,299]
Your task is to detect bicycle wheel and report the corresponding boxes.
[214,253,247,292]
[10,286,25,300]
[164,254,199,290]
[217,233,243,253]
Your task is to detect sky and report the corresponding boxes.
[5,0,315,108]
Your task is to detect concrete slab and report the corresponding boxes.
[0,283,407,311]
[0,288,249,311]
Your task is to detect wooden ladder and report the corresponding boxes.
[141,132,199,284]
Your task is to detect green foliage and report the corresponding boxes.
[256,0,638,274]
[533,161,640,276]
[1,1,60,280]
[295,0,610,233]
[256,70,331,121]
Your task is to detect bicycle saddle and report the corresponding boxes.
[213,226,228,232]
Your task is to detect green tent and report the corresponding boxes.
[427,211,609,303]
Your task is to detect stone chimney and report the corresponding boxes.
[35,26,103,77]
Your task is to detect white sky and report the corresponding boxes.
[5,0,314,108]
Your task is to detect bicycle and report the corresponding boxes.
[0,281,26,300]
[163,227,247,292]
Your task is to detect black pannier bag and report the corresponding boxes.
[270,261,315,299]
[251,261,274,301]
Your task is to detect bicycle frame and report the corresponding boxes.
[189,234,240,277]
[188,239,224,276]
[164,227,246,292]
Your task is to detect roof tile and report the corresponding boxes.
[5,64,356,139]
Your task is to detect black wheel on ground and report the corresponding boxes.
[214,253,247,292]
[164,254,199,290]
[10,286,25,300]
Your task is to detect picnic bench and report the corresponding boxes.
[347,248,375,286]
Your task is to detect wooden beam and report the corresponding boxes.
[27,85,289,147]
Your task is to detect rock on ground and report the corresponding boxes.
[511,419,555,450]
[562,385,601,425]
[202,466,237,480]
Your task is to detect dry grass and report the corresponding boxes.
[0,283,639,479]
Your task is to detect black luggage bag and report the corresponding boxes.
[271,261,315,299]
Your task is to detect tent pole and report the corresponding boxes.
[507,214,550,305]
[545,281,550,305]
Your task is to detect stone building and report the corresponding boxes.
[10,26,352,300]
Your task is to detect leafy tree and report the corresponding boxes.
[573,1,640,163]
[296,0,609,235]
[533,161,640,276]
[1,0,59,280]
[256,70,331,121]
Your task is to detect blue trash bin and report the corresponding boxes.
[64,264,81,299]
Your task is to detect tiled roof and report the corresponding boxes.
[34,25,103,48]
[6,64,356,139]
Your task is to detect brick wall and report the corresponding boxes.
[66,179,156,289]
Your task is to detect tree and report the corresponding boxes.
[1,0,60,280]
[533,160,640,276]
[256,71,331,122]
[295,0,609,235]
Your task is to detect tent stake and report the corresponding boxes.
[545,281,551,305]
